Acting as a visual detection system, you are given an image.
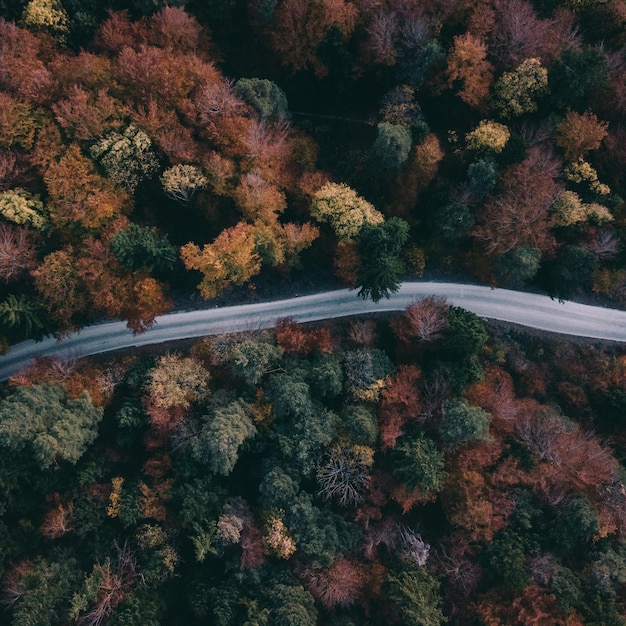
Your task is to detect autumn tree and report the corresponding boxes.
[69,543,138,626]
[317,445,373,506]
[0,188,47,232]
[32,248,89,331]
[465,120,510,154]
[378,365,423,450]
[160,164,207,204]
[44,145,129,230]
[0,384,102,469]
[445,33,494,109]
[556,110,608,161]
[52,86,125,141]
[391,296,449,344]
[301,558,364,609]
[89,124,159,193]
[146,354,209,411]
[0,93,37,151]
[491,58,548,118]
[473,145,562,254]
[311,182,384,240]
[0,224,38,283]
[181,222,262,299]
[268,0,357,77]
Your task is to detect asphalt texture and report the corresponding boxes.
[2,281,626,381]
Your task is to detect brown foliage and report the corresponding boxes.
[45,145,131,230]
[181,222,262,299]
[52,87,126,141]
[77,543,138,626]
[275,317,310,354]
[0,20,55,104]
[240,522,266,570]
[465,367,521,437]
[348,319,378,347]
[49,52,114,92]
[473,145,562,254]
[474,585,577,626]
[445,33,494,108]
[391,296,448,343]
[0,150,17,190]
[473,0,580,69]
[334,241,361,287]
[556,110,608,162]
[379,365,423,450]
[0,224,39,283]
[0,93,36,151]
[131,100,200,163]
[301,558,364,609]
[41,499,74,539]
[150,7,204,53]
[390,134,444,215]
[32,248,88,331]
[270,0,357,76]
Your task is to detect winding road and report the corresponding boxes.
[1,281,626,381]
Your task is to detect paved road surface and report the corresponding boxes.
[2,282,626,381]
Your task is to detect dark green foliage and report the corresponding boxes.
[305,353,343,398]
[587,547,626,597]
[229,338,283,386]
[266,582,317,626]
[0,384,103,469]
[369,123,412,173]
[357,218,410,302]
[442,307,488,360]
[107,586,165,626]
[258,464,300,508]
[0,294,47,340]
[433,201,475,242]
[285,492,361,565]
[484,528,530,589]
[561,494,599,540]
[234,78,290,121]
[342,404,378,446]
[440,397,490,448]
[5,555,80,626]
[391,428,446,494]
[547,245,598,301]
[385,564,446,626]
[493,246,541,288]
[397,40,446,89]
[549,47,610,111]
[269,374,336,473]
[191,399,257,475]
[467,158,498,199]
[549,564,584,613]
[110,223,177,274]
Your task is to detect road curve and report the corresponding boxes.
[1,281,626,381]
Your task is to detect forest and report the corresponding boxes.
[0,0,625,623]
